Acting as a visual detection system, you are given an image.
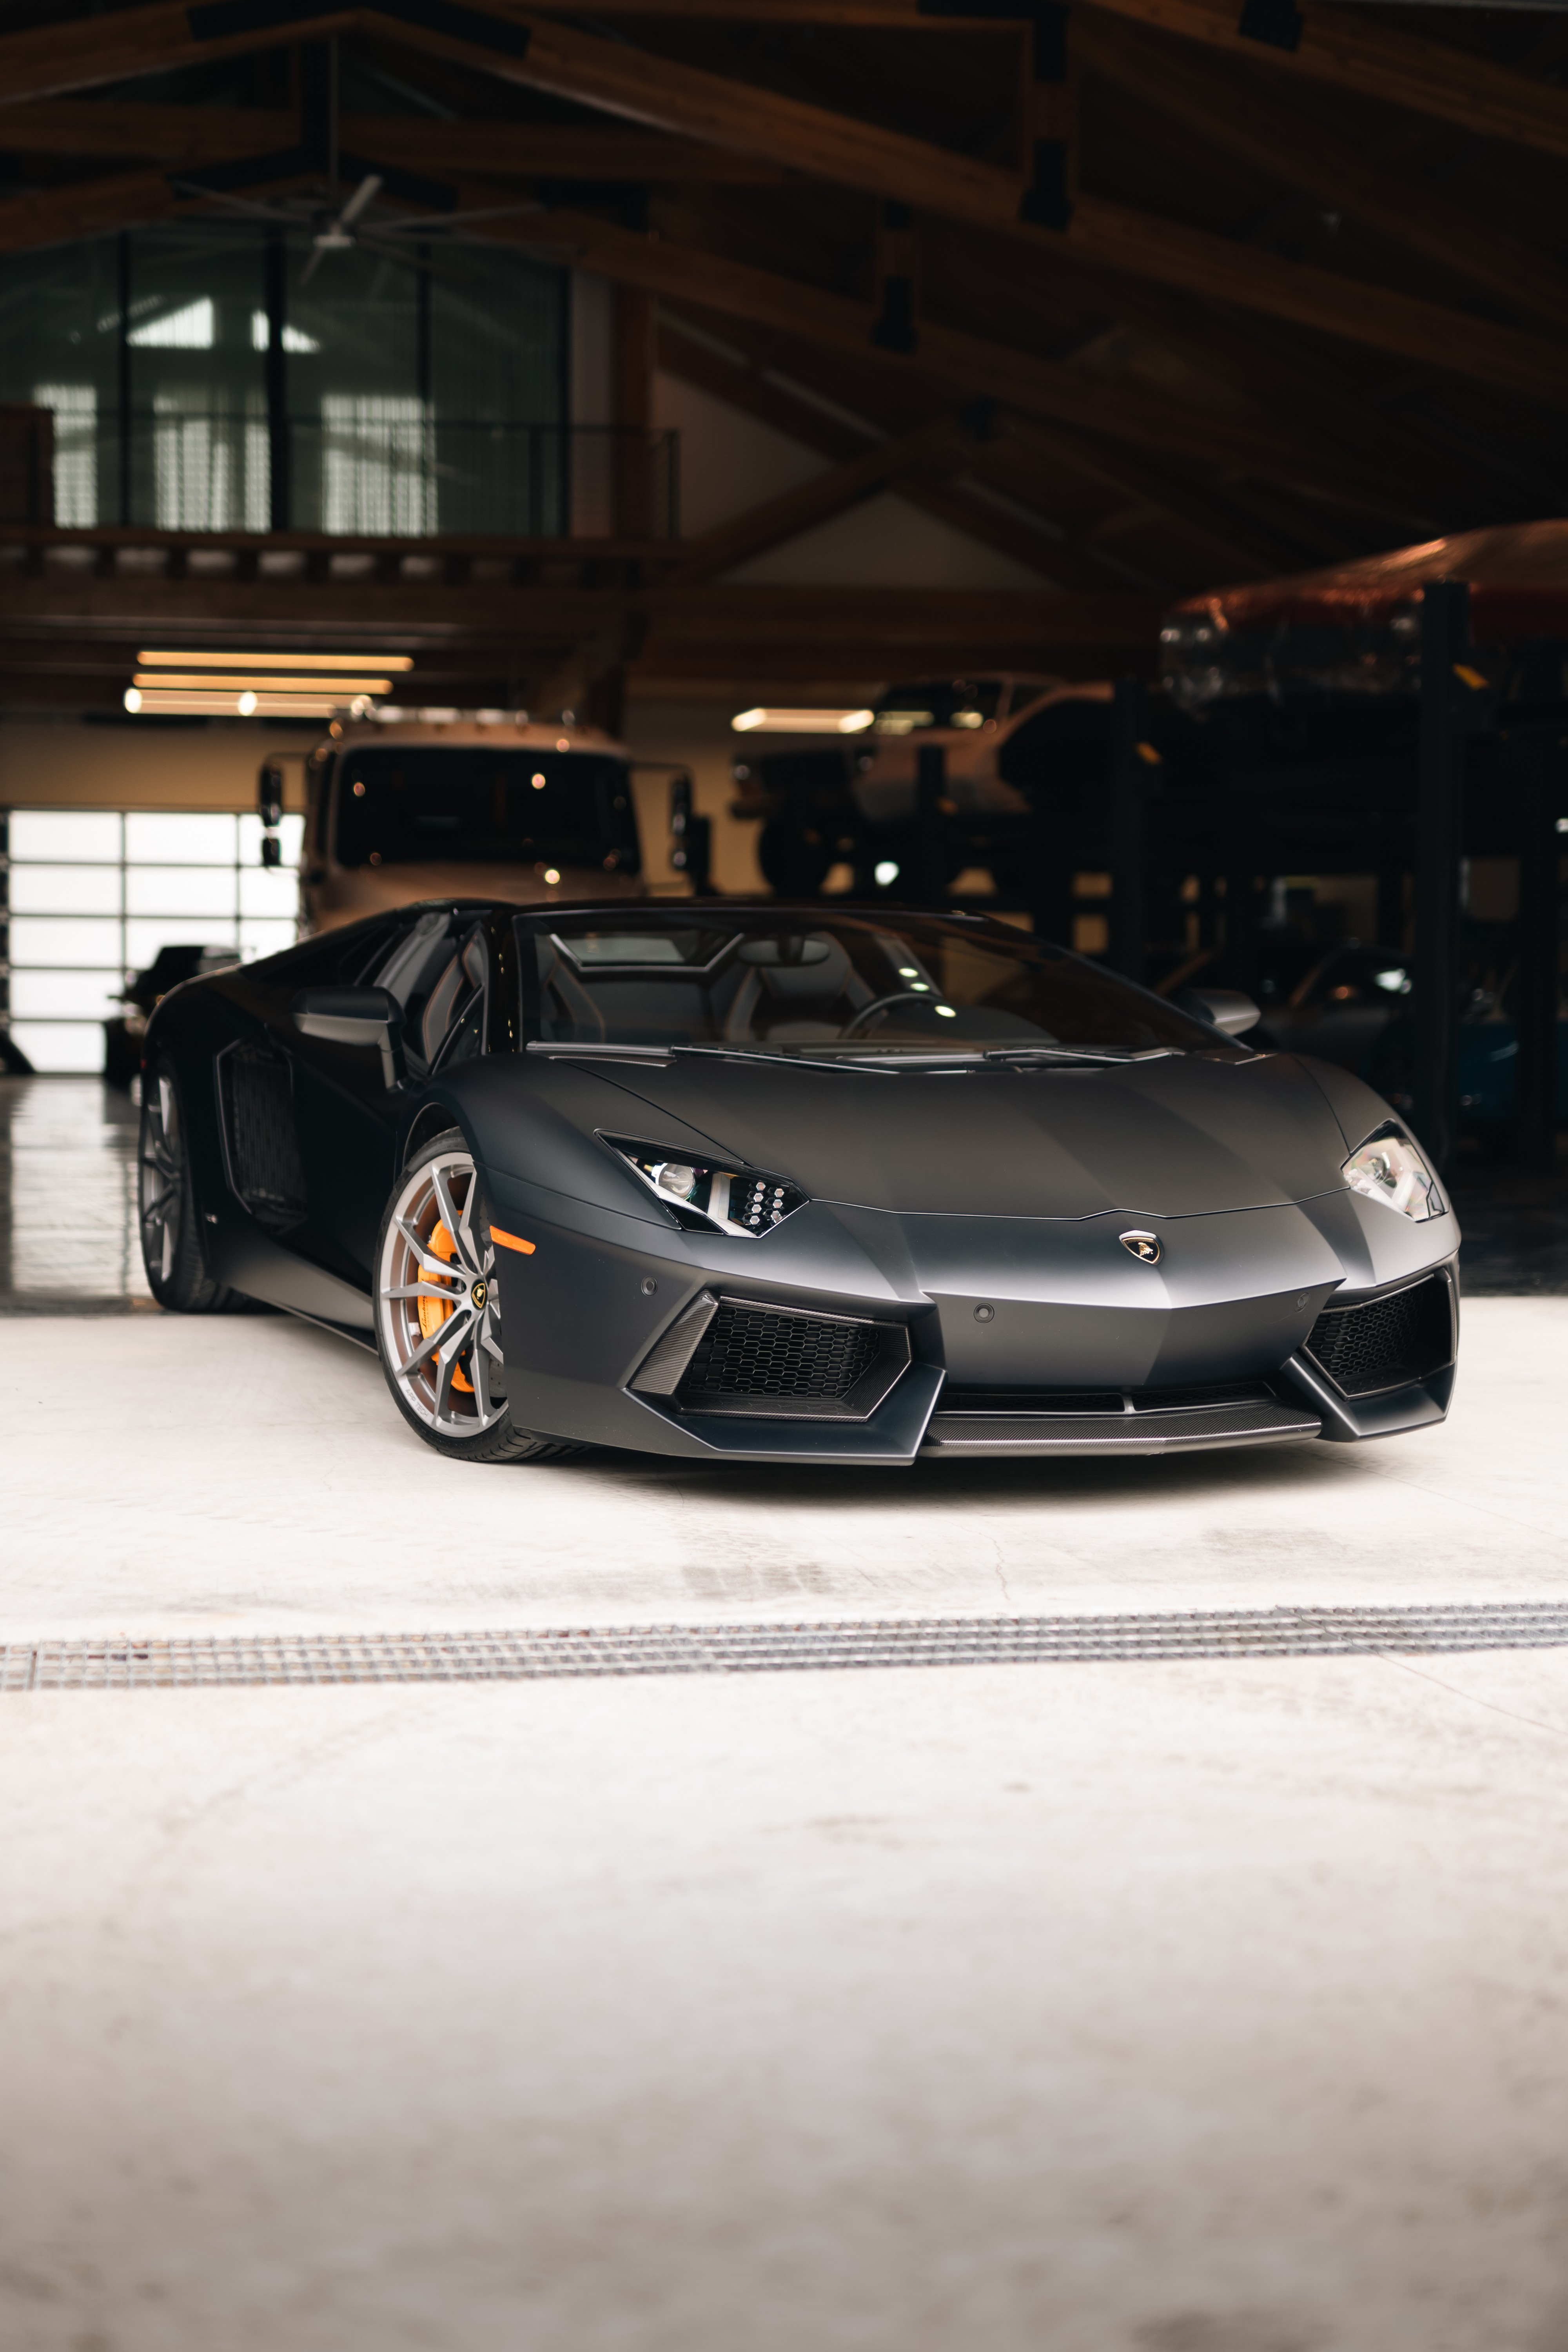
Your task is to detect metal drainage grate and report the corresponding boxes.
[5,1602,1568,1689]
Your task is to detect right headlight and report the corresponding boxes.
[604,1136,808,1238]
[1342,1126,1442,1222]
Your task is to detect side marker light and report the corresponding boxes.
[490,1228,536,1255]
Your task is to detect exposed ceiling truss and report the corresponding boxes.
[0,0,1563,697]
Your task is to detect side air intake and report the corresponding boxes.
[1304,1272,1454,1398]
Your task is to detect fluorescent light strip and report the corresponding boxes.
[126,689,360,716]
[136,649,416,672]
[732,706,875,734]
[133,673,393,694]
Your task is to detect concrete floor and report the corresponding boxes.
[5,1079,1568,2352]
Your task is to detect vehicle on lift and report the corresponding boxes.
[732,675,1109,894]
[287,713,645,933]
[137,898,1459,1467]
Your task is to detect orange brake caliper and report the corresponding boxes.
[417,1220,475,1393]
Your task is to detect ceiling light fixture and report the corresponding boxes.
[132,672,394,695]
[135,650,416,672]
[731,707,875,734]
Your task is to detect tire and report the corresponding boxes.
[374,1129,577,1463]
[138,1058,233,1312]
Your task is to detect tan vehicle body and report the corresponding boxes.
[851,676,1112,823]
[301,717,644,934]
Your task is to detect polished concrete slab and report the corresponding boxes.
[5,1075,1568,2352]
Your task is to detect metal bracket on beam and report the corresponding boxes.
[1237,0,1303,53]
[1017,2,1073,232]
[871,199,918,354]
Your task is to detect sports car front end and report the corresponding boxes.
[453,907,1458,1466]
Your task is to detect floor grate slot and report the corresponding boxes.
[5,1602,1568,1688]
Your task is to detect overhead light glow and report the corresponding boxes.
[133,672,394,695]
[126,688,374,717]
[874,861,900,886]
[136,650,415,672]
[731,708,875,734]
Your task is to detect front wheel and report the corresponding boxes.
[374,1131,575,1463]
[139,1059,232,1312]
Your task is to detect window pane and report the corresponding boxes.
[239,919,298,960]
[126,866,237,918]
[127,228,267,531]
[125,811,239,864]
[0,237,121,524]
[8,916,123,966]
[10,1021,105,1074]
[125,919,236,968]
[8,810,122,862]
[239,864,301,918]
[9,864,121,915]
[10,969,120,1018]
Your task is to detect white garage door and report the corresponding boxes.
[4,808,305,1074]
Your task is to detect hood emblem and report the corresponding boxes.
[1120,1230,1161,1264]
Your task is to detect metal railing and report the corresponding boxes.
[46,415,680,541]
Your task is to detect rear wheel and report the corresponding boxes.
[138,1059,232,1312]
[374,1131,574,1463]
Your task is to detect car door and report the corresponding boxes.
[287,907,493,1278]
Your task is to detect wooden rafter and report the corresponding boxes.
[0,100,788,181]
[664,412,974,584]
[1074,16,1568,330]
[1078,0,1568,163]
[372,6,1568,405]
[657,317,1131,589]
[459,195,1453,521]
[1,0,1563,404]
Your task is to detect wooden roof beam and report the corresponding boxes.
[1074,15,1568,330]
[0,100,787,181]
[374,6,1568,406]
[1077,0,1568,164]
[461,196,1444,522]
[658,325,1139,586]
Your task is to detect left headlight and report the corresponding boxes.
[1342,1126,1442,1222]
[605,1136,808,1238]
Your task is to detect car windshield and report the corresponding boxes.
[521,911,1235,1057]
[334,748,638,871]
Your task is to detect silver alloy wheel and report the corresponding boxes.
[377,1150,507,1438]
[139,1071,183,1284]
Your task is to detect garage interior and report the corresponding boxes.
[3,2,1568,2347]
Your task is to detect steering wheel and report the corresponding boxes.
[841,990,941,1038]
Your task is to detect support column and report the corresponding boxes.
[1515,718,1564,1173]
[913,743,947,909]
[613,287,656,541]
[1109,677,1145,982]
[1412,579,1470,1179]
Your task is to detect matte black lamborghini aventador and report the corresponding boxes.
[137,899,1459,1465]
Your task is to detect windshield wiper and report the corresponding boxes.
[981,1044,1177,1065]
[668,1045,897,1076]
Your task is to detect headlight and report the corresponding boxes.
[605,1137,808,1238]
[1342,1127,1441,1222]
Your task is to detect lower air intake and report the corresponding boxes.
[676,1299,911,1421]
[1305,1272,1453,1397]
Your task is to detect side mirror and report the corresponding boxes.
[1174,986,1261,1036]
[292,986,405,1087]
[259,759,285,869]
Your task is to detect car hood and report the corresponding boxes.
[585,1049,1349,1220]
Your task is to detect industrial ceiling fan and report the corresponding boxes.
[176,34,542,282]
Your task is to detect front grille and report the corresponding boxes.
[679,1300,880,1410]
[220,1037,307,1234]
[943,1381,1274,1419]
[1305,1273,1452,1397]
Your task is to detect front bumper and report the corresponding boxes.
[483,1164,1459,1465]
